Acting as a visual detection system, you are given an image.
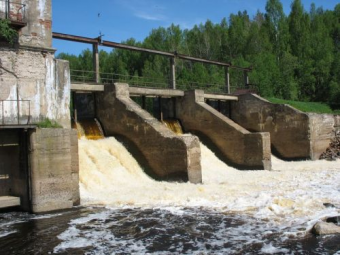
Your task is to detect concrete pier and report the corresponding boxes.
[29,128,80,213]
[176,90,271,170]
[231,94,337,160]
[96,83,202,183]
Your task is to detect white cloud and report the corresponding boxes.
[135,12,166,21]
[114,0,168,21]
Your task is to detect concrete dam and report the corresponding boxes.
[1,0,339,214]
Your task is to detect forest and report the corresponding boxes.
[57,0,340,109]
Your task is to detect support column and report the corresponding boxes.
[225,66,230,94]
[244,70,249,88]
[93,43,100,83]
[169,57,176,89]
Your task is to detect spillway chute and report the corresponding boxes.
[161,119,184,135]
[73,118,105,140]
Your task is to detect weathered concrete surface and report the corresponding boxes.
[309,114,336,160]
[0,49,71,128]
[96,83,202,183]
[71,83,105,92]
[0,0,70,127]
[177,90,271,170]
[20,0,53,49]
[129,87,184,97]
[231,94,337,160]
[29,128,79,213]
[335,115,340,135]
[0,196,20,209]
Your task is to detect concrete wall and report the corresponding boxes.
[176,90,271,170]
[0,0,70,128]
[309,114,336,160]
[335,115,340,135]
[20,0,53,49]
[0,49,71,128]
[29,128,79,213]
[231,94,337,160]
[96,83,202,183]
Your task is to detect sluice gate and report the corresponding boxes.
[74,119,104,140]
[0,129,30,211]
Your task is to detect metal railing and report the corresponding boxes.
[71,69,170,89]
[0,0,26,23]
[0,100,31,125]
[70,69,258,94]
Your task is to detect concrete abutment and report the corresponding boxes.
[95,83,202,184]
[176,90,272,170]
[231,94,338,160]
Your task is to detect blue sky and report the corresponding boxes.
[52,0,339,55]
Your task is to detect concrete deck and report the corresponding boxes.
[71,83,105,92]
[0,196,20,209]
[129,87,185,97]
[204,93,238,101]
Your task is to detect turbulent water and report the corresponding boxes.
[1,137,340,254]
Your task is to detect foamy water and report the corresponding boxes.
[53,137,340,253]
[79,137,340,225]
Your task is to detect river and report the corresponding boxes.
[0,137,339,254]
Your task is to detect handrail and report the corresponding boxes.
[69,69,254,94]
[0,0,26,23]
[0,100,31,125]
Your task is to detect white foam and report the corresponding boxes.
[78,138,340,218]
[0,230,17,238]
[261,242,290,254]
[65,137,340,252]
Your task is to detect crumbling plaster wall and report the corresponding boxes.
[20,0,52,48]
[0,48,71,128]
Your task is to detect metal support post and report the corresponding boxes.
[225,66,230,94]
[244,70,249,88]
[93,43,100,83]
[169,57,176,89]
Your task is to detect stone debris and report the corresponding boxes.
[312,221,340,235]
[319,135,340,161]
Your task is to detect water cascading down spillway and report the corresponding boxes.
[161,119,184,135]
[73,119,104,140]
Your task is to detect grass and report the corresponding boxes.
[265,97,338,114]
[36,118,62,128]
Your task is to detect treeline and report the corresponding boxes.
[58,0,340,107]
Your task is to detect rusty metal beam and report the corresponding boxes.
[52,32,252,71]
[52,32,99,44]
[176,54,230,67]
[101,40,174,57]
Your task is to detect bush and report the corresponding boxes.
[36,118,62,128]
[0,19,17,45]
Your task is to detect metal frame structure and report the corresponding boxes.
[53,32,252,93]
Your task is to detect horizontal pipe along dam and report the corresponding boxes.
[72,82,272,185]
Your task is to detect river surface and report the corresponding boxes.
[0,137,340,254]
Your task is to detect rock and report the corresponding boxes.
[326,216,340,225]
[319,135,340,161]
[323,203,337,208]
[312,221,340,235]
